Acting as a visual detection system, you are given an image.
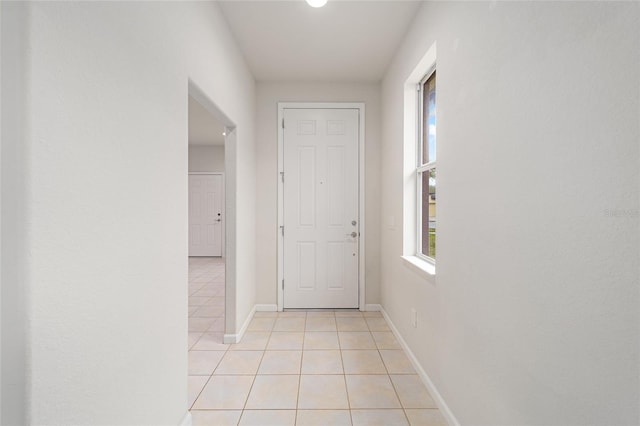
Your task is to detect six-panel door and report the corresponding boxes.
[283,108,359,309]
[189,174,223,257]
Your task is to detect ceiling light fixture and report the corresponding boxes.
[306,0,327,8]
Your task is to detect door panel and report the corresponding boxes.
[283,108,359,309]
[189,174,223,256]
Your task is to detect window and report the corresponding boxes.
[417,70,436,262]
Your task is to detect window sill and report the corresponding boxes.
[401,255,436,279]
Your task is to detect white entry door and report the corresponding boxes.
[283,108,360,309]
[189,174,223,256]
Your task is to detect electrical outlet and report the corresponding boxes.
[411,308,417,328]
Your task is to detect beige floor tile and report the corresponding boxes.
[273,316,306,331]
[258,350,302,374]
[363,311,383,317]
[214,350,263,375]
[229,331,270,351]
[301,350,343,374]
[334,310,363,317]
[189,306,199,316]
[390,375,437,408]
[253,311,279,317]
[188,284,204,290]
[306,311,336,317]
[405,409,448,426]
[372,331,401,350]
[365,317,391,331]
[278,311,307,317]
[305,316,337,331]
[351,409,408,426]
[207,296,225,307]
[247,317,276,331]
[191,410,242,426]
[189,332,204,349]
[267,332,305,350]
[296,410,352,426]
[238,410,296,426]
[338,331,376,349]
[187,376,209,408]
[380,350,415,374]
[245,375,299,409]
[345,375,401,409]
[191,288,219,298]
[191,332,229,351]
[191,306,225,318]
[304,332,340,350]
[188,351,226,375]
[207,317,225,332]
[341,350,387,374]
[189,317,217,332]
[336,317,369,331]
[191,375,254,409]
[298,375,349,409]
[189,296,211,306]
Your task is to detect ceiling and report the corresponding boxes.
[188,96,226,146]
[218,0,423,82]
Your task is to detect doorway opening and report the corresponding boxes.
[187,92,226,335]
[186,81,237,411]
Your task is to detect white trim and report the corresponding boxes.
[223,305,255,344]
[381,307,459,426]
[364,304,382,312]
[255,304,278,312]
[276,102,366,312]
[179,411,192,426]
[401,255,436,279]
[188,172,225,258]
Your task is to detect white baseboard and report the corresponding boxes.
[179,411,192,426]
[255,304,278,312]
[364,303,382,311]
[223,305,256,344]
[380,307,460,426]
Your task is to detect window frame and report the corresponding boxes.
[416,67,436,264]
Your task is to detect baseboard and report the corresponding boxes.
[179,411,192,426]
[380,307,460,426]
[255,304,278,312]
[364,303,382,311]
[223,305,256,344]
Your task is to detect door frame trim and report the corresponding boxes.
[276,102,366,311]
[188,172,226,257]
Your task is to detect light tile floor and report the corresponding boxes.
[188,257,448,426]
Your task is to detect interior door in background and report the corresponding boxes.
[283,108,360,309]
[189,174,223,256]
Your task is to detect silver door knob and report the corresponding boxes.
[347,232,358,238]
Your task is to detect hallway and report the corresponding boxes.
[189,257,226,342]
[187,259,446,426]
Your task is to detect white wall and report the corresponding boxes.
[1,2,255,424]
[255,82,381,307]
[188,145,225,173]
[380,2,639,425]
[1,3,28,424]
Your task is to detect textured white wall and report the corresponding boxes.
[188,146,225,173]
[2,2,255,424]
[380,2,639,425]
[254,83,381,307]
